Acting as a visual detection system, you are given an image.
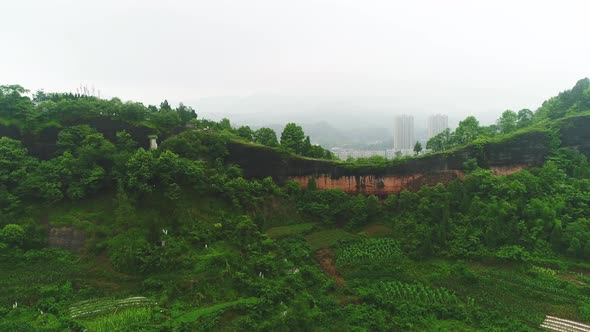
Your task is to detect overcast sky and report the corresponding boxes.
[1,0,589,126]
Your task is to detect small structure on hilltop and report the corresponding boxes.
[149,135,158,150]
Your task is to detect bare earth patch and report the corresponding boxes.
[315,248,345,288]
[362,223,393,237]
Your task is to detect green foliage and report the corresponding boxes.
[413,141,422,155]
[160,129,229,163]
[304,229,359,250]
[535,78,590,121]
[360,281,462,307]
[82,307,153,331]
[266,223,315,239]
[236,125,254,141]
[0,85,34,120]
[454,116,481,146]
[278,122,334,159]
[426,128,452,152]
[497,110,518,134]
[0,224,25,247]
[337,238,402,266]
[517,109,534,128]
[579,303,590,322]
[280,122,305,153]
[496,245,532,263]
[254,127,279,147]
[124,148,206,196]
[171,297,258,325]
[69,297,155,319]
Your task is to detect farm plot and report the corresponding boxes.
[68,296,156,319]
[360,281,464,307]
[336,238,402,266]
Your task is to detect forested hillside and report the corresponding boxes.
[2,79,590,331]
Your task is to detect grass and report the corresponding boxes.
[0,248,80,305]
[266,223,315,239]
[82,307,153,332]
[361,223,393,237]
[304,229,360,250]
[47,193,114,231]
[405,260,588,328]
[172,297,259,324]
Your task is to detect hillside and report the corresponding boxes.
[2,80,590,331]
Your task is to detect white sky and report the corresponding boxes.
[1,0,589,125]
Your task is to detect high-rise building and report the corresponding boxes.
[393,115,415,151]
[427,114,448,140]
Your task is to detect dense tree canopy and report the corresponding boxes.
[254,127,279,147]
[280,123,305,153]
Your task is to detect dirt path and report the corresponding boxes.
[315,248,345,287]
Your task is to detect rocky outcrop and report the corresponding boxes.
[48,227,86,252]
[226,141,336,178]
[227,125,559,195]
[559,114,590,157]
[290,171,464,195]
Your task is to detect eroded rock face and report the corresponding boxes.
[291,171,460,195]
[290,165,530,195]
[48,227,86,252]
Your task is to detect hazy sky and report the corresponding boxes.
[1,0,589,126]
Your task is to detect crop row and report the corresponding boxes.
[68,296,156,318]
[368,281,461,306]
[337,238,402,266]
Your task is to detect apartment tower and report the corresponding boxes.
[427,114,449,140]
[393,115,415,151]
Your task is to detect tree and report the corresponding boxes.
[237,126,254,141]
[57,125,97,153]
[497,110,518,134]
[218,118,232,131]
[125,149,157,194]
[453,116,481,146]
[77,133,116,166]
[413,141,422,155]
[517,109,533,128]
[175,103,197,125]
[0,224,25,247]
[301,136,312,156]
[150,109,181,135]
[160,100,172,111]
[426,128,452,152]
[115,130,138,153]
[254,128,279,147]
[119,102,147,122]
[0,85,33,119]
[280,123,305,154]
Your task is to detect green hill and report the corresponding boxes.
[2,79,590,331]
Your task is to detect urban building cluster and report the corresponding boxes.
[393,114,448,156]
[330,148,397,160]
[331,114,449,160]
